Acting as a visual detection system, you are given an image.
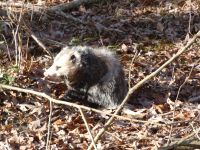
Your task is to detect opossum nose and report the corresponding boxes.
[43,71,48,77]
[43,69,50,77]
[44,68,57,77]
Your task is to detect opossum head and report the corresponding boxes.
[44,46,90,86]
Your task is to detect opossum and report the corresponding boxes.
[44,46,128,108]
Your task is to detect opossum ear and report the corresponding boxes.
[70,54,76,63]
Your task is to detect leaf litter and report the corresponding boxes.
[0,0,200,149]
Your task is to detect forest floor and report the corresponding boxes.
[0,0,200,149]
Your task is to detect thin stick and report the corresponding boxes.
[21,19,53,58]
[0,2,42,9]
[190,123,200,140]
[167,65,194,145]
[30,32,53,58]
[0,84,145,123]
[79,108,98,150]
[46,100,53,150]
[87,31,200,150]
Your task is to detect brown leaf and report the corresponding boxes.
[153,103,170,114]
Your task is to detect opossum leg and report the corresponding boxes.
[63,88,99,108]
[63,89,87,102]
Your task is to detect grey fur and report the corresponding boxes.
[44,46,128,108]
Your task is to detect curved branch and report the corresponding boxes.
[0,84,145,123]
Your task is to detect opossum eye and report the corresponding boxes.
[56,66,61,70]
[70,54,76,63]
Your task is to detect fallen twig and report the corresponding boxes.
[79,108,98,150]
[167,65,194,145]
[0,84,145,123]
[46,100,53,150]
[0,2,42,11]
[21,19,53,58]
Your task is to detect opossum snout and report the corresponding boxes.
[43,70,49,77]
[43,67,56,77]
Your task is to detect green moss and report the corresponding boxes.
[69,37,81,46]
[0,65,19,85]
[107,44,121,52]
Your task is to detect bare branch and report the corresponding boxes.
[21,19,53,58]
[167,65,194,145]
[79,108,98,150]
[0,84,145,123]
[46,101,53,150]
[0,2,42,10]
